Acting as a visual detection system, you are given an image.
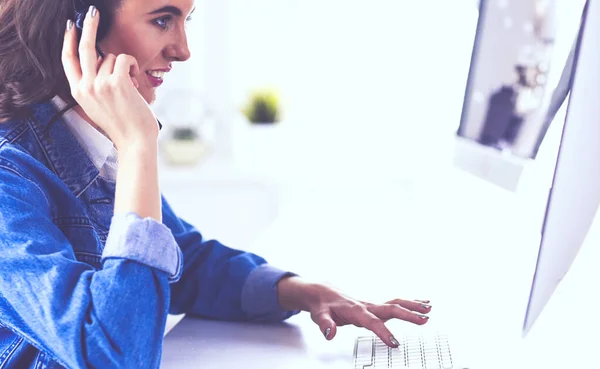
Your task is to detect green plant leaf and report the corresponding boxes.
[243,88,280,124]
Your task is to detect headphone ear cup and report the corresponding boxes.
[74,11,85,42]
[73,2,111,42]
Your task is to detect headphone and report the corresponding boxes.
[73,0,110,42]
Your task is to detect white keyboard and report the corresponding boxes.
[352,333,456,369]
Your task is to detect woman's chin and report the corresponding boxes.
[140,89,156,105]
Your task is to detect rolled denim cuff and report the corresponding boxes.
[103,212,182,282]
[240,264,301,322]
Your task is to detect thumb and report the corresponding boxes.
[311,311,337,341]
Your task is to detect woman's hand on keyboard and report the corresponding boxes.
[277,276,431,348]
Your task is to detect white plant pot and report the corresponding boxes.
[163,140,206,166]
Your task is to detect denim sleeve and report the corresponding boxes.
[0,164,176,369]
[104,212,182,282]
[162,196,301,322]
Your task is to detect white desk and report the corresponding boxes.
[160,163,599,368]
[161,314,370,369]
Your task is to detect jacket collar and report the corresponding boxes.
[27,102,99,197]
[50,96,115,176]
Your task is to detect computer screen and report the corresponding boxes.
[451,0,587,192]
[522,0,600,336]
[457,0,560,160]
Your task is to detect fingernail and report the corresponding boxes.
[324,327,331,339]
[89,6,97,18]
[419,314,429,320]
[421,303,431,309]
[66,19,74,31]
[417,299,430,304]
[390,336,400,347]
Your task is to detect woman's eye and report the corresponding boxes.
[153,15,193,30]
[153,16,172,30]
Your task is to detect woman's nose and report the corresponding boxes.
[164,37,191,62]
[176,40,191,62]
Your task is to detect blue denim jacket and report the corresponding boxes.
[0,102,299,369]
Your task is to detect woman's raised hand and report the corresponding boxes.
[62,6,159,151]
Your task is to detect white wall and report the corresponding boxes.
[227,0,480,182]
[156,1,480,180]
[229,0,478,130]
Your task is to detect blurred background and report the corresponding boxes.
[151,0,588,253]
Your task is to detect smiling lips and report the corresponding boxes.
[145,66,171,87]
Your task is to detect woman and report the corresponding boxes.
[0,0,432,368]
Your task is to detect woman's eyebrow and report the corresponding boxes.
[148,5,196,16]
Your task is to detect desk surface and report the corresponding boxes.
[162,314,368,369]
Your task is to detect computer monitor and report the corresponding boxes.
[453,0,585,192]
[522,0,600,336]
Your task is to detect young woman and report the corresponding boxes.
[0,0,431,368]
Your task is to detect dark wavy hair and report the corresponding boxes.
[0,0,120,123]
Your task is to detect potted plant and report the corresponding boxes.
[242,88,281,124]
[162,125,206,166]
[233,88,287,173]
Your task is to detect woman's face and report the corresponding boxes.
[98,0,195,104]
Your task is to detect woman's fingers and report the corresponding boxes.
[78,6,100,79]
[113,54,141,89]
[113,54,141,90]
[353,309,399,348]
[62,19,82,89]
[368,303,430,325]
[97,53,116,77]
[113,54,140,81]
[384,298,432,314]
[310,310,337,341]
